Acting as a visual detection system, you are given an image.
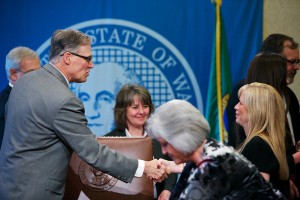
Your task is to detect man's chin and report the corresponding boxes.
[80,78,88,83]
[287,76,294,84]
[72,78,87,83]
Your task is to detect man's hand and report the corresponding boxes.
[144,159,169,182]
[293,151,300,164]
[290,179,299,199]
[297,140,300,151]
[158,158,185,173]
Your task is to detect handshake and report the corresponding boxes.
[143,159,185,182]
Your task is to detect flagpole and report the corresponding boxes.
[215,0,224,141]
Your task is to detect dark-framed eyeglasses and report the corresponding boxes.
[285,58,300,67]
[60,51,92,63]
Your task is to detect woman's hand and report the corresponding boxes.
[158,158,185,174]
[158,189,171,200]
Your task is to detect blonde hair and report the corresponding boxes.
[238,82,288,180]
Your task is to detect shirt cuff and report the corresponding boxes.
[134,159,145,177]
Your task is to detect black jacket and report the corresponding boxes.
[0,84,11,148]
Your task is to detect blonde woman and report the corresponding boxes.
[235,82,290,198]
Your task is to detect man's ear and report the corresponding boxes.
[61,52,71,65]
[10,68,18,82]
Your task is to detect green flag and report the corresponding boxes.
[205,2,232,142]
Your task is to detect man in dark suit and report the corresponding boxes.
[0,46,40,148]
[0,29,168,200]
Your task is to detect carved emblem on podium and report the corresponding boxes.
[79,161,118,191]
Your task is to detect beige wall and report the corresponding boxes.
[264,0,300,101]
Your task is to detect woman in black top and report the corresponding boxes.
[235,82,290,198]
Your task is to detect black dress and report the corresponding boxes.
[241,136,290,198]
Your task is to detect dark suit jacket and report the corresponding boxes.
[288,87,300,144]
[106,129,177,197]
[0,63,138,200]
[287,87,300,191]
[0,84,11,148]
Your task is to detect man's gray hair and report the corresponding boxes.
[146,99,210,154]
[49,29,91,61]
[5,46,39,81]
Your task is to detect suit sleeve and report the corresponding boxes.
[53,96,138,183]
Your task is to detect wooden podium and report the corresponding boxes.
[63,137,154,200]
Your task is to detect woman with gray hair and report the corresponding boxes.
[146,99,286,199]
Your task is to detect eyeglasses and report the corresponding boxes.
[285,58,300,67]
[60,51,92,63]
[15,69,26,73]
[14,68,37,74]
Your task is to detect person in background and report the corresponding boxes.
[0,46,40,148]
[0,29,168,200]
[105,84,177,200]
[226,34,300,198]
[226,34,300,148]
[235,82,290,198]
[229,52,300,199]
[146,99,285,200]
